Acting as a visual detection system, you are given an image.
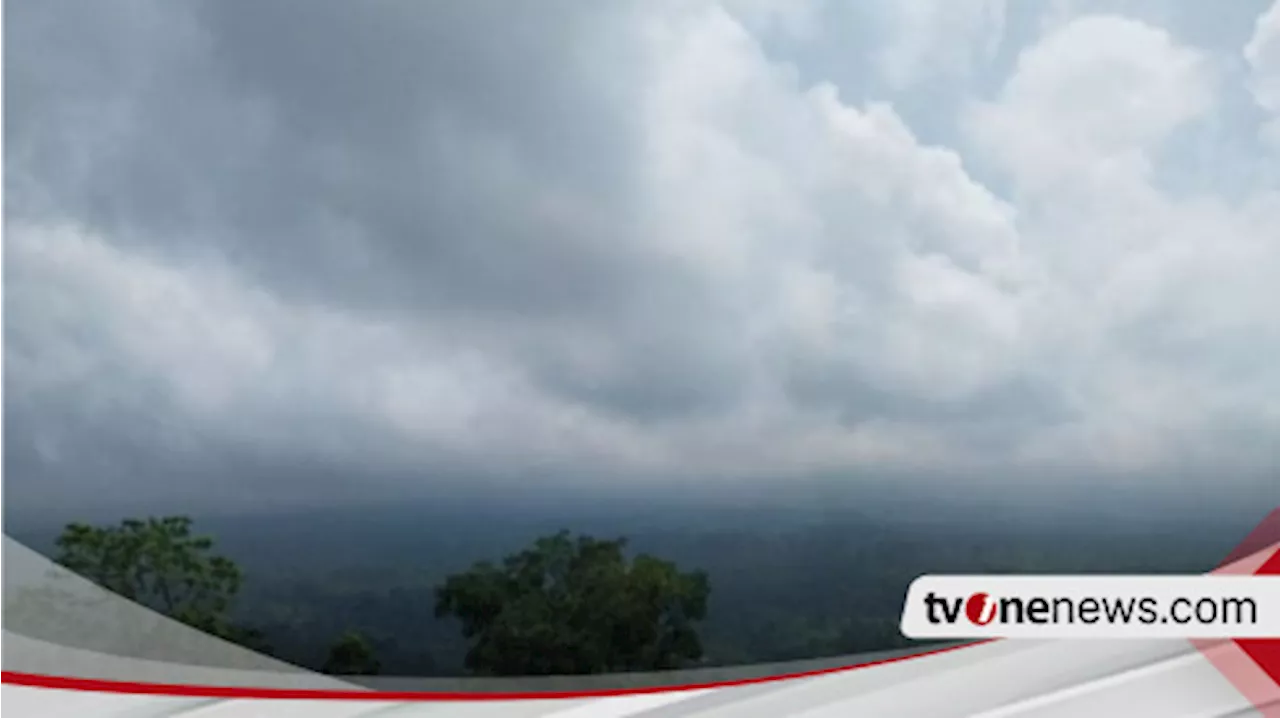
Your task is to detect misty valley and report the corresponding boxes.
[12,498,1257,677]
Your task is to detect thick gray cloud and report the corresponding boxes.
[6,0,1279,518]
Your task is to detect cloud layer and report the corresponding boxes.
[6,0,1279,515]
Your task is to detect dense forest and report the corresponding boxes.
[15,498,1253,677]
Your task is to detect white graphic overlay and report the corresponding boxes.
[901,575,1280,639]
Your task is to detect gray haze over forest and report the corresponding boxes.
[5,0,1280,521]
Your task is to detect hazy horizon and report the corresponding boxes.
[7,474,1270,542]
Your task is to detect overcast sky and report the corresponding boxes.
[5,0,1280,518]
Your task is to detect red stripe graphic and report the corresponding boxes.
[1197,507,1280,717]
[1218,509,1280,569]
[1235,547,1280,688]
[0,641,988,701]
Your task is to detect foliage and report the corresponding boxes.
[435,530,710,676]
[322,631,382,675]
[53,516,255,645]
[36,507,1228,676]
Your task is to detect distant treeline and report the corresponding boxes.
[46,507,1239,676]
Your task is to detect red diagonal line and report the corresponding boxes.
[1200,507,1280,716]
[1236,547,1280,689]
[1218,508,1280,569]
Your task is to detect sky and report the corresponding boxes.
[5,0,1280,519]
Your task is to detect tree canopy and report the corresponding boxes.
[434,530,710,676]
[322,631,382,675]
[53,516,259,645]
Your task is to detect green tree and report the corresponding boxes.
[53,516,262,647]
[435,530,710,676]
[322,631,381,675]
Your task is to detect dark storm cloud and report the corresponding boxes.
[5,0,757,428]
[10,0,648,314]
[5,0,1280,517]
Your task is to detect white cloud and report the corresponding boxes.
[965,15,1215,194]
[637,9,1027,413]
[1246,0,1280,147]
[719,0,824,40]
[959,12,1280,474]
[876,0,1008,90]
[3,222,667,480]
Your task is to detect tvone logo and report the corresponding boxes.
[965,592,997,626]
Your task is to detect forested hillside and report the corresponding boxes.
[15,500,1249,676]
